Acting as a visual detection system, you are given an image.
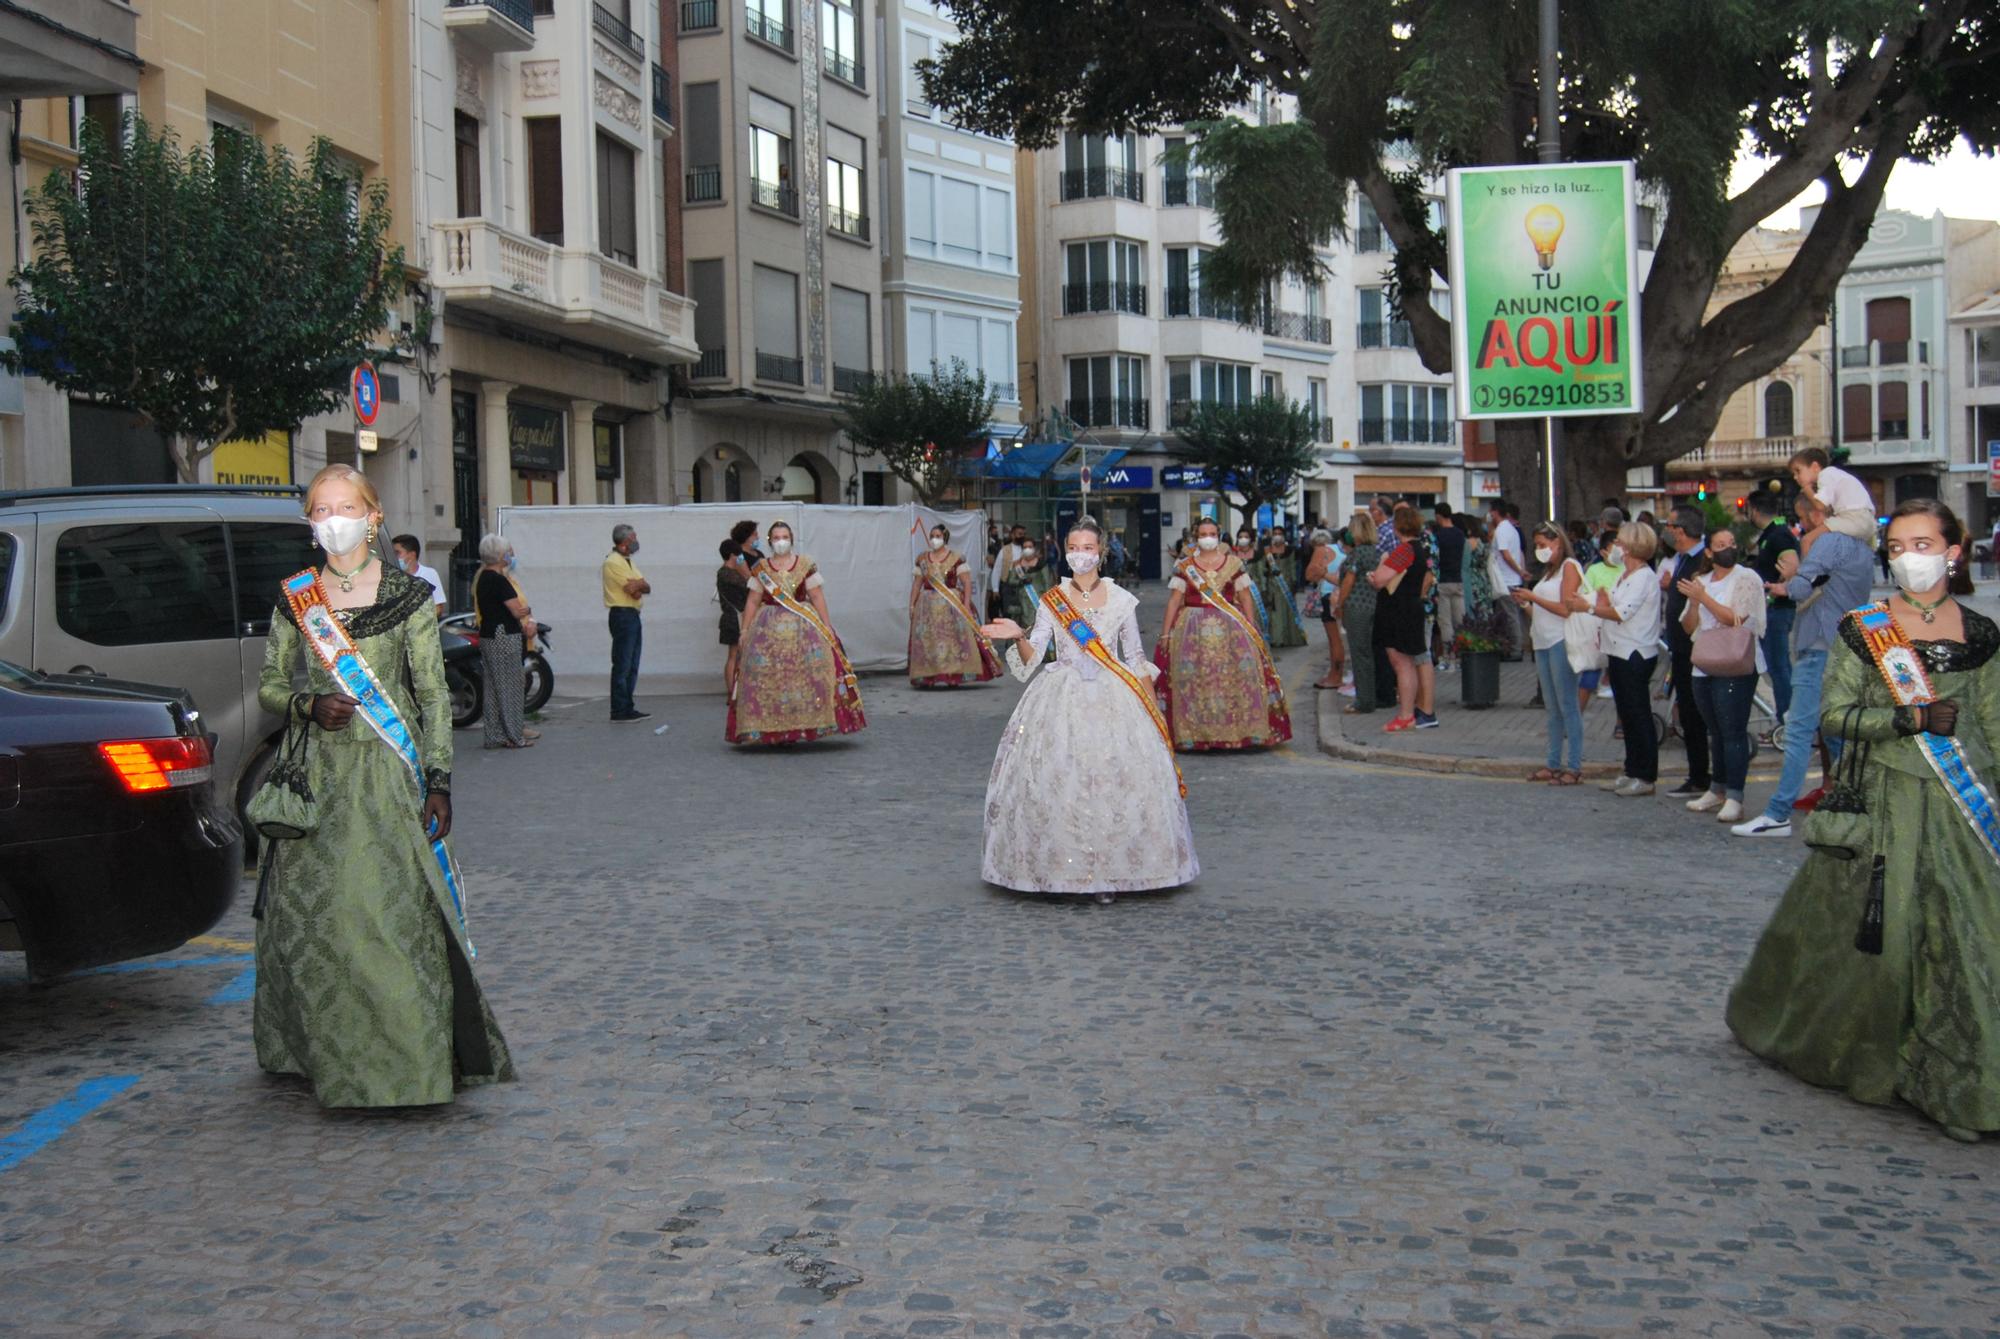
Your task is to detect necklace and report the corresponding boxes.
[1901,590,1951,624]
[1070,578,1101,605]
[326,553,375,593]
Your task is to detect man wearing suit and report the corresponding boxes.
[1660,504,1711,798]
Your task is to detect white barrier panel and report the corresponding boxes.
[494,503,987,699]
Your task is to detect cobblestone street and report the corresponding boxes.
[3,645,1997,1338]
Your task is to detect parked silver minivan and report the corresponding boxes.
[0,486,316,834]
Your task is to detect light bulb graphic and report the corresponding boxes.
[1524,204,1565,270]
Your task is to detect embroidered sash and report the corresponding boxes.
[755,563,866,712]
[1179,558,1268,648]
[920,556,992,647]
[1853,602,2000,870]
[282,570,475,955]
[1042,585,1186,798]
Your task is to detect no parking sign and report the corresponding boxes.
[352,362,380,426]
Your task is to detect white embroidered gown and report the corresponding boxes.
[982,579,1200,894]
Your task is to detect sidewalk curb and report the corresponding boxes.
[1313,687,1623,780]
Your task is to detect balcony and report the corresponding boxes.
[829,205,870,241]
[680,0,718,30]
[1066,397,1150,430]
[824,48,863,86]
[686,164,722,203]
[691,346,728,380]
[431,218,698,363]
[1062,281,1147,317]
[1262,309,1333,345]
[1164,286,1247,324]
[1357,319,1414,349]
[1162,173,1214,208]
[651,64,673,128]
[1667,436,1825,474]
[751,178,799,218]
[1059,166,1144,203]
[444,0,535,53]
[0,0,139,97]
[833,365,872,395]
[1359,418,1454,447]
[1842,339,1932,369]
[592,2,642,57]
[1838,436,1947,467]
[756,351,804,384]
[746,8,793,52]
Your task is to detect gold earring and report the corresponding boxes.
[367,522,378,544]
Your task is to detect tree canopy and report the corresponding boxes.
[837,359,998,506]
[924,0,2000,516]
[1171,394,1321,534]
[4,114,403,482]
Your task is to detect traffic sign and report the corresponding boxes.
[357,429,380,455]
[352,362,380,426]
[1988,441,1999,493]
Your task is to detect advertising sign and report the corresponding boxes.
[1988,441,1999,494]
[1447,161,1643,420]
[212,430,291,486]
[508,404,565,473]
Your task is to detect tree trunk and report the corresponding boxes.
[1493,417,1640,529]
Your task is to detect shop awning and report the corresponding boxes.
[1050,446,1128,482]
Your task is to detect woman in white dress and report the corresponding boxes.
[979,517,1200,903]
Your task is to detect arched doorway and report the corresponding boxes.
[781,450,839,503]
[693,445,760,502]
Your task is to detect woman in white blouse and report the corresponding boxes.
[1589,521,1665,796]
[1674,526,1769,823]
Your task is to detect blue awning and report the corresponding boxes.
[1049,447,1128,482]
[970,440,1071,479]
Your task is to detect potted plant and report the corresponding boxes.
[1456,622,1505,709]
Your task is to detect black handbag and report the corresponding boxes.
[1802,706,1871,861]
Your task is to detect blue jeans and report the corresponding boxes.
[1762,603,1795,723]
[1763,649,1844,821]
[608,607,642,716]
[1534,645,1585,772]
[1692,673,1756,799]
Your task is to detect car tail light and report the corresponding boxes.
[99,737,214,792]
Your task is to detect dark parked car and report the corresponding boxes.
[0,659,242,982]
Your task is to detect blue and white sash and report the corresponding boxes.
[283,570,475,956]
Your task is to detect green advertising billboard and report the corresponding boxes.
[1446,161,1643,420]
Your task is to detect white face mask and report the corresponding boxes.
[770,537,793,556]
[1196,535,1220,552]
[313,514,370,555]
[1608,544,1627,566]
[1066,551,1099,574]
[929,536,946,550]
[1534,546,1555,564]
[1890,551,1948,594]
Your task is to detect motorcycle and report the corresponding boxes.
[440,614,555,728]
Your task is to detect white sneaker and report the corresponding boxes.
[1686,791,1724,813]
[1732,815,1792,837]
[1616,779,1655,797]
[1598,775,1629,792]
[1716,799,1744,823]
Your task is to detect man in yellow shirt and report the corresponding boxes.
[603,523,652,722]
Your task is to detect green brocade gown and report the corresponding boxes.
[1250,556,1309,648]
[255,566,515,1108]
[1726,606,2000,1134]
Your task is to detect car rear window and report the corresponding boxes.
[229,521,316,634]
[56,523,235,646]
[0,532,14,625]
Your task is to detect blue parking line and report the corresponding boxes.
[75,954,251,978]
[207,967,256,1005]
[0,1075,141,1173]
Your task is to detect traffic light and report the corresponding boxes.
[1735,496,1747,512]
[1696,485,1707,501]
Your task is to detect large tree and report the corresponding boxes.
[837,358,998,505]
[923,0,1999,521]
[5,114,403,482]
[1172,394,1321,535]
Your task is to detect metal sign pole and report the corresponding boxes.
[1538,0,1563,526]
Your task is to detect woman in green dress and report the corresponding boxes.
[1004,539,1056,632]
[255,465,515,1109]
[1726,499,2000,1140]
[1250,533,1309,649]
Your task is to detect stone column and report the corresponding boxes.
[568,398,600,506]
[478,380,515,539]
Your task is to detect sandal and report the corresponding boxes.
[1526,767,1558,783]
[1342,704,1372,716]
[1549,770,1582,786]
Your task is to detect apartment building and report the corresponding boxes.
[1015,99,1461,574]
[1948,288,2000,538]
[1685,207,2000,528]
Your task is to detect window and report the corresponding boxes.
[906,306,1014,398]
[1160,135,1212,208]
[1360,384,1452,444]
[684,82,722,202]
[831,285,871,391]
[526,117,564,243]
[984,189,1013,267]
[1166,247,1238,320]
[826,126,867,238]
[1763,382,1795,438]
[905,29,933,116]
[1308,378,1328,440]
[938,176,979,264]
[1168,358,1252,421]
[907,168,935,255]
[823,0,861,84]
[1262,372,1281,399]
[1842,383,1873,441]
[595,132,637,264]
[1060,131,1142,201]
[230,522,317,635]
[453,112,482,218]
[984,318,1015,399]
[753,264,801,383]
[1356,195,1385,253]
[595,421,622,504]
[1063,239,1144,315]
[1635,204,1658,250]
[1358,287,1412,347]
[903,168,1011,271]
[1974,327,2000,388]
[55,523,235,646]
[1867,296,1913,364]
[747,0,790,50]
[1877,380,1909,439]
[688,259,728,378]
[748,93,797,217]
[1067,355,1147,428]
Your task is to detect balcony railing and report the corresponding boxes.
[1066,397,1150,430]
[1841,340,1932,368]
[833,365,872,395]
[751,178,799,218]
[592,2,642,56]
[1161,173,1214,208]
[1062,281,1147,317]
[824,48,863,85]
[1670,436,1824,472]
[1262,309,1332,345]
[680,0,718,30]
[692,346,728,380]
[685,165,722,203]
[443,0,535,51]
[651,63,673,126]
[746,8,793,51]
[1359,418,1455,447]
[1357,319,1414,349]
[756,351,804,384]
[1059,166,1143,203]
[828,205,870,241]
[1164,285,1246,323]
[991,382,1018,403]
